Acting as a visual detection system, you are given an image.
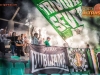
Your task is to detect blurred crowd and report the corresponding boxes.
[0,27,51,57]
[0,27,90,57]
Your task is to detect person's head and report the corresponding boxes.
[17,36,21,40]
[21,34,23,37]
[47,37,50,41]
[24,35,27,38]
[86,44,89,48]
[63,43,69,47]
[34,33,38,38]
[0,29,5,35]
[12,32,16,37]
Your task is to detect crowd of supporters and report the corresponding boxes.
[0,27,91,57]
[0,28,30,57]
[0,28,52,57]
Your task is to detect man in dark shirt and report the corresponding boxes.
[15,36,25,57]
[9,32,17,55]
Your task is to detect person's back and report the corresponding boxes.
[44,37,50,47]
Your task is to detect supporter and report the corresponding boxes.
[21,34,25,54]
[63,42,69,47]
[15,36,25,57]
[0,32,3,42]
[2,34,8,45]
[39,38,45,45]
[10,32,17,55]
[0,29,4,42]
[21,34,24,41]
[23,35,29,56]
[8,30,12,37]
[31,29,41,45]
[86,44,90,50]
[44,37,51,47]
[32,33,39,45]
[1,29,9,45]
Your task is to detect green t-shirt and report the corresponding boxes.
[44,40,50,47]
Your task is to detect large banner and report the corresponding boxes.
[32,0,83,40]
[30,45,69,73]
[29,45,91,74]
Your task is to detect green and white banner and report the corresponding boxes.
[32,0,84,40]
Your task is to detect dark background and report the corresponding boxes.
[0,0,34,29]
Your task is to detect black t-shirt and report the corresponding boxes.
[16,40,23,47]
[7,36,18,45]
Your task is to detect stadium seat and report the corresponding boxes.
[0,61,2,67]
[0,61,13,74]
[71,72,81,75]
[11,56,20,60]
[38,74,47,75]
[10,68,23,75]
[81,74,89,75]
[26,60,30,68]
[7,62,14,74]
[72,73,81,75]
[51,74,60,75]
[0,59,7,68]
[62,74,70,75]
[81,70,90,75]
[15,62,25,73]
[26,62,30,68]
[1,62,13,68]
[1,62,13,74]
[0,67,8,75]
[8,62,13,68]
[24,74,33,75]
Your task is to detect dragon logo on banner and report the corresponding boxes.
[74,52,83,67]
[67,48,88,72]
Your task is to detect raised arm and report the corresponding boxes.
[31,27,34,38]
[38,29,41,39]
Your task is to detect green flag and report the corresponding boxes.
[32,0,83,40]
